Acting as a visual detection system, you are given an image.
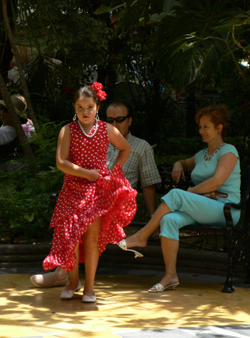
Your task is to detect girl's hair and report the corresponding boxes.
[195,104,229,137]
[73,86,100,106]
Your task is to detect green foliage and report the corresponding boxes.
[14,0,112,101]
[99,0,250,88]
[94,0,250,146]
[28,120,66,169]
[97,0,180,33]
[154,0,247,87]
[0,168,63,244]
[18,0,112,68]
[217,76,250,139]
[155,137,203,156]
[0,120,66,243]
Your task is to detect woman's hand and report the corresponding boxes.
[87,169,102,182]
[172,161,185,184]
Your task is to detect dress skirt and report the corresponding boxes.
[43,164,137,272]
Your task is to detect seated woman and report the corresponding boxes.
[0,94,35,146]
[117,105,241,292]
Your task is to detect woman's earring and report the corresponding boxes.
[95,111,100,122]
[73,113,77,121]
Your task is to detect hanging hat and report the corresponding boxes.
[0,94,27,124]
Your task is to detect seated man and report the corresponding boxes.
[30,102,161,288]
[106,102,161,217]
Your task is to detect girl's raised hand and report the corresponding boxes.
[87,169,102,182]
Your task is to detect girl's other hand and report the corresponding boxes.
[87,169,102,182]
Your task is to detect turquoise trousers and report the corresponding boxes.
[160,189,241,241]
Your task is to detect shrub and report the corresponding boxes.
[0,121,65,244]
[0,168,64,244]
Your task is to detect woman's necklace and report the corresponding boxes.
[78,120,98,138]
[204,143,225,161]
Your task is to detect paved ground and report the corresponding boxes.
[1,267,250,338]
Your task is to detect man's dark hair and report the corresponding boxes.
[108,101,132,117]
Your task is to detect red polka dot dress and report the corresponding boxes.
[43,120,137,272]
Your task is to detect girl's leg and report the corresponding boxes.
[149,236,179,291]
[82,217,101,296]
[125,201,171,248]
[65,242,80,290]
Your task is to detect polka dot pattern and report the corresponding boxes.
[43,121,137,272]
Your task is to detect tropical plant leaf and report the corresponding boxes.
[24,213,35,222]
[94,5,112,14]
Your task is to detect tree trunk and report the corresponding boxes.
[0,0,16,81]
[1,0,39,129]
[0,73,36,168]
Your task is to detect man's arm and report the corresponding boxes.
[142,184,156,217]
[137,140,161,217]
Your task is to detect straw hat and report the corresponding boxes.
[0,94,27,123]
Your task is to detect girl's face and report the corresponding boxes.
[199,115,222,144]
[74,96,99,126]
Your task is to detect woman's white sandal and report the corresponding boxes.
[117,239,144,258]
[148,282,179,293]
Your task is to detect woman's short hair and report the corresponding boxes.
[195,105,229,137]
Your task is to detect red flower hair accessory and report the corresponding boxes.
[92,82,107,101]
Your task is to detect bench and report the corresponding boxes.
[50,163,250,293]
[131,162,250,293]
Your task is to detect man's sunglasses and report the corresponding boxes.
[106,115,130,123]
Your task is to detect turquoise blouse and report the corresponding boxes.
[191,143,241,204]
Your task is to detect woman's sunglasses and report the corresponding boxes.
[106,115,130,123]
